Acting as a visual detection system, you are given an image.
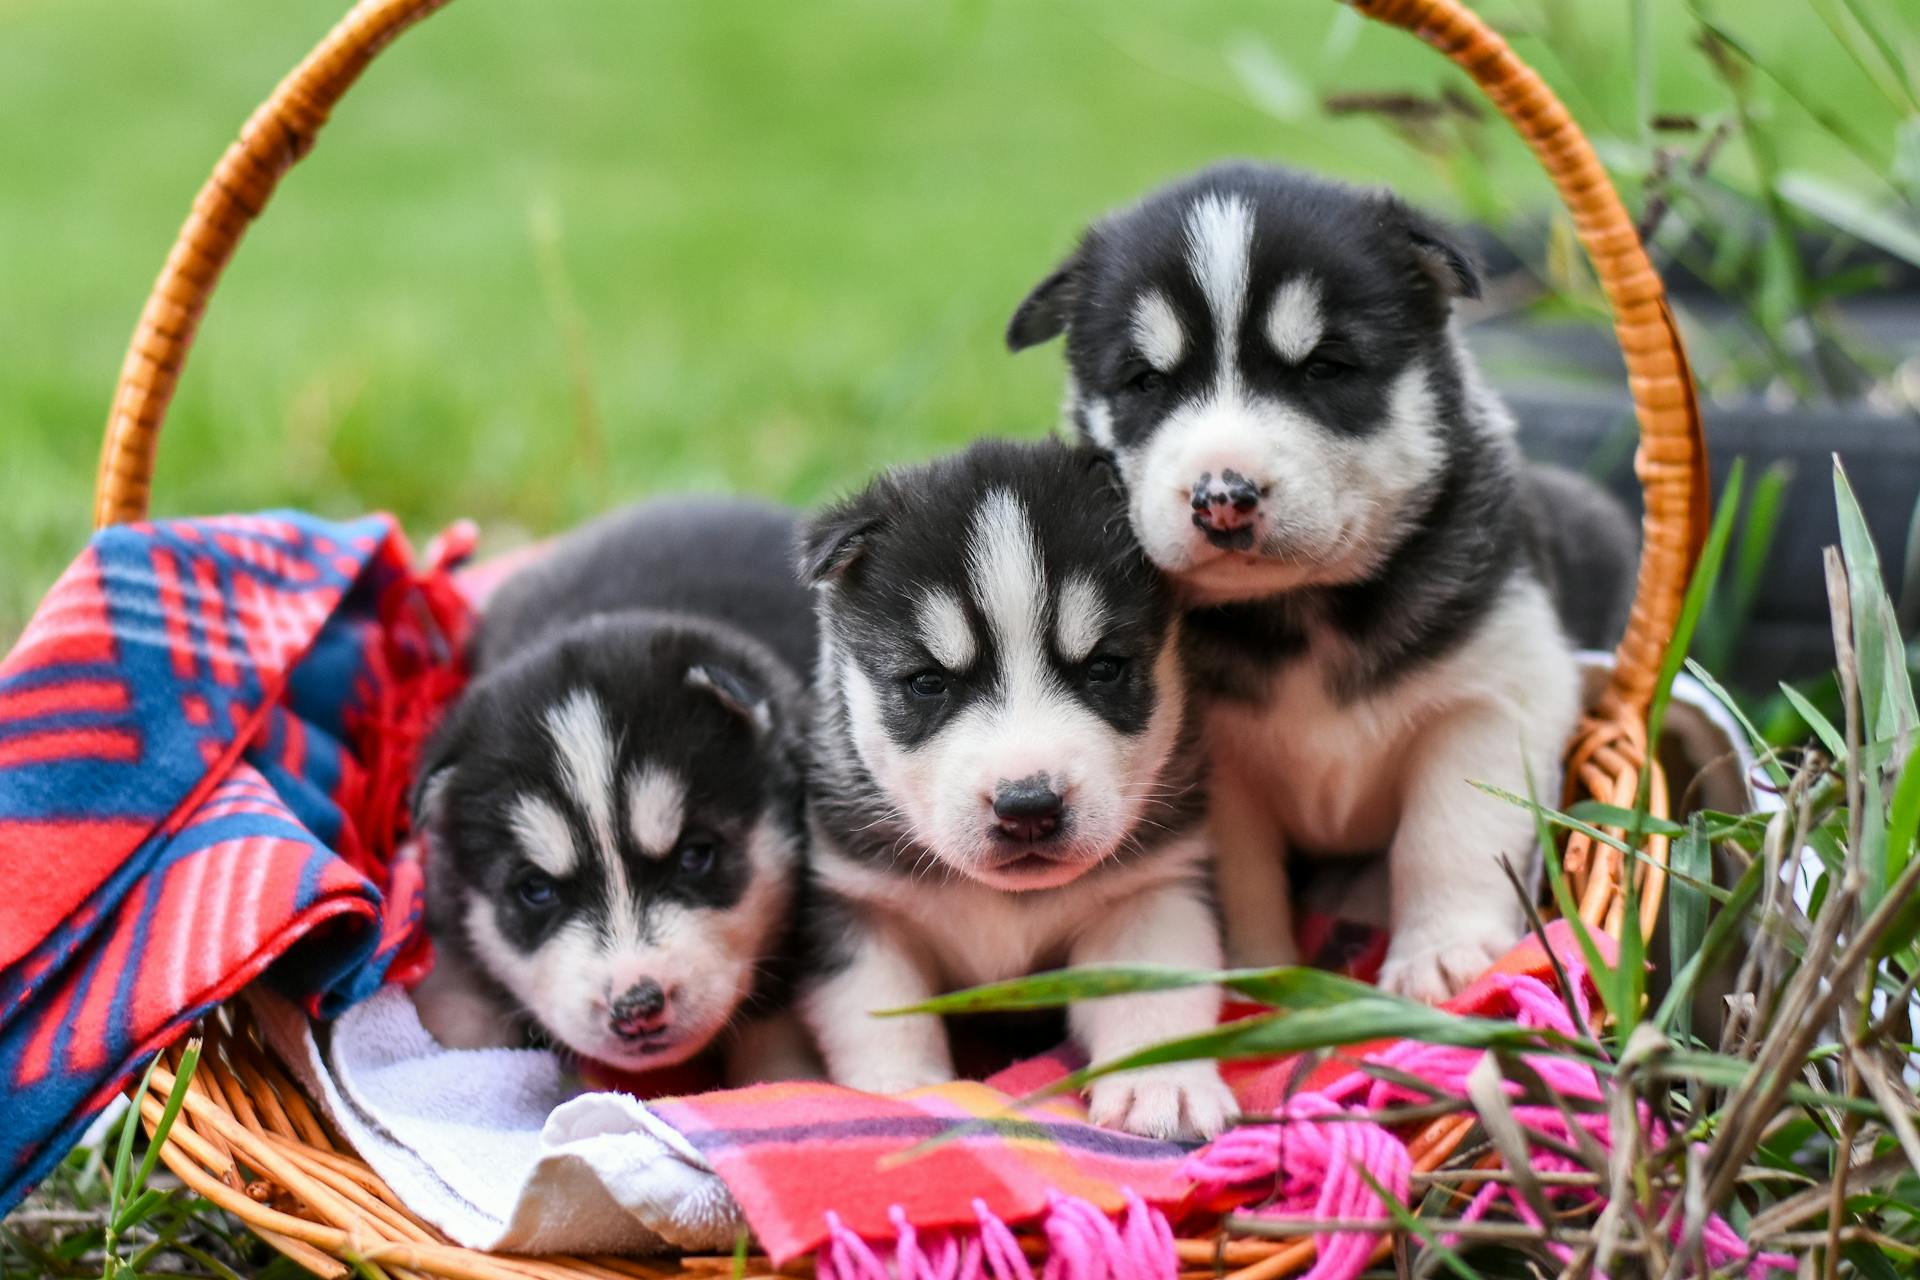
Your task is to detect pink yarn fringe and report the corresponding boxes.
[1182,965,1795,1280]
[818,1193,1176,1280]
[814,963,1793,1280]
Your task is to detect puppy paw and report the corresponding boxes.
[1087,1063,1238,1140]
[1377,929,1511,1004]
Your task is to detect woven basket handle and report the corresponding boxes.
[93,0,1706,720]
[1350,0,1709,717]
[93,0,450,531]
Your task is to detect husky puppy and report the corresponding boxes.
[797,439,1236,1140]
[412,498,815,1083]
[1007,163,1637,1001]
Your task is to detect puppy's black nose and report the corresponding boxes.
[993,777,1064,843]
[609,980,669,1040]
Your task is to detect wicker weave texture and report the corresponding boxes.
[93,0,1706,1276]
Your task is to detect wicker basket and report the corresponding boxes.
[100,0,1708,1276]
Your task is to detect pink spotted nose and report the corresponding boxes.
[1189,470,1263,546]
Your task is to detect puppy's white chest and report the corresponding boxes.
[905,885,1077,987]
[1210,661,1413,851]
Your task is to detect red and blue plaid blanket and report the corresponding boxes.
[0,512,469,1213]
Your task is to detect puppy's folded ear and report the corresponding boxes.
[1006,243,1086,351]
[1384,197,1482,302]
[796,480,895,584]
[411,716,464,836]
[687,664,775,734]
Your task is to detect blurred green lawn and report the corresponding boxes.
[0,0,1891,635]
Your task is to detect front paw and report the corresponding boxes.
[1087,1063,1238,1140]
[1377,926,1512,1003]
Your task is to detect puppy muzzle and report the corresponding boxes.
[1189,469,1264,549]
[608,979,672,1041]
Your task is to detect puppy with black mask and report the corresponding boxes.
[796,438,1236,1140]
[411,498,816,1084]
[1007,162,1637,1001]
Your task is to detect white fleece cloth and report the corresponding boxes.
[252,986,744,1255]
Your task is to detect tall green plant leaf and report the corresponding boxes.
[1778,172,1920,270]
[1667,817,1713,1044]
[1834,460,1919,747]
[884,963,1384,1017]
[1780,681,1848,760]
[1650,459,1747,761]
[1877,737,1920,958]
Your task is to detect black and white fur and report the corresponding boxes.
[412,499,815,1083]
[796,440,1236,1140]
[1007,163,1637,1002]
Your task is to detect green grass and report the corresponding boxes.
[0,0,1904,636]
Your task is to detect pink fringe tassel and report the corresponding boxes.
[816,963,1793,1280]
[1182,965,1795,1280]
[818,1193,1175,1280]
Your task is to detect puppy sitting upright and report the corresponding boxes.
[412,498,814,1083]
[1008,163,1636,1001]
[798,439,1236,1140]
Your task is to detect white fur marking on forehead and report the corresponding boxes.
[627,764,687,858]
[1130,289,1186,372]
[915,588,977,671]
[1266,276,1325,363]
[966,488,1048,681]
[1184,193,1254,394]
[546,689,618,862]
[1083,398,1116,450]
[509,794,580,877]
[1055,574,1110,664]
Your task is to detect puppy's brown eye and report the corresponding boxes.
[1302,357,1351,382]
[907,671,948,698]
[1085,656,1125,684]
[1124,368,1165,395]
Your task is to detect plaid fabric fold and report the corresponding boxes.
[0,512,469,1213]
[649,925,1605,1270]
[649,920,1394,1267]
[652,1056,1194,1266]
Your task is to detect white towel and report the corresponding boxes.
[253,986,744,1255]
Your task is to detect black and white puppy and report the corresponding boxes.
[1007,162,1636,1002]
[412,498,815,1083]
[797,439,1236,1140]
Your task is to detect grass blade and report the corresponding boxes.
[1834,458,1919,746]
[1876,737,1920,958]
[118,1039,201,1232]
[1777,172,1920,270]
[1779,681,1847,760]
[1566,800,1687,838]
[1667,817,1713,1044]
[1649,458,1746,762]
[1653,854,1767,1031]
[883,963,1385,1017]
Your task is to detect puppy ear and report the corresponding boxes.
[796,482,893,584]
[1382,196,1482,302]
[411,737,460,836]
[686,664,775,734]
[1006,245,1085,351]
